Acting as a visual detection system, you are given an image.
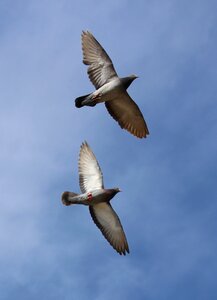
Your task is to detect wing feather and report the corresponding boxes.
[82,31,118,89]
[79,142,104,193]
[89,203,129,255]
[105,91,149,138]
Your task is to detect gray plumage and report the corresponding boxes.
[75,31,149,139]
[61,141,129,255]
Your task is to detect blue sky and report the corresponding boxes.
[0,0,217,299]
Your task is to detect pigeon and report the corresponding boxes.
[61,141,129,255]
[75,31,149,139]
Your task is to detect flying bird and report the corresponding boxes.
[61,141,129,255]
[75,31,149,139]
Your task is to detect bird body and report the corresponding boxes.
[75,31,149,138]
[62,188,119,206]
[62,142,129,255]
[75,77,126,107]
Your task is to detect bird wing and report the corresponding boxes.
[105,91,149,138]
[89,202,129,255]
[79,141,104,193]
[82,31,118,89]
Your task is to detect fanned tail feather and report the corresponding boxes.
[75,93,98,107]
[75,94,91,108]
[61,191,78,206]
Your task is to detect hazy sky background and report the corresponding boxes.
[0,0,217,299]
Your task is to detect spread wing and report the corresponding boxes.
[105,91,149,138]
[79,141,104,193]
[89,203,129,255]
[82,31,118,89]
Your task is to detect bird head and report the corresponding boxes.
[121,75,138,89]
[130,74,139,80]
[114,187,122,193]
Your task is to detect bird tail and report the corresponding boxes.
[75,93,97,108]
[61,191,78,206]
[75,94,91,108]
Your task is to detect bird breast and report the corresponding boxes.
[83,189,109,205]
[94,79,123,102]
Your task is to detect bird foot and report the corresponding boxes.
[87,193,93,201]
[92,93,102,101]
